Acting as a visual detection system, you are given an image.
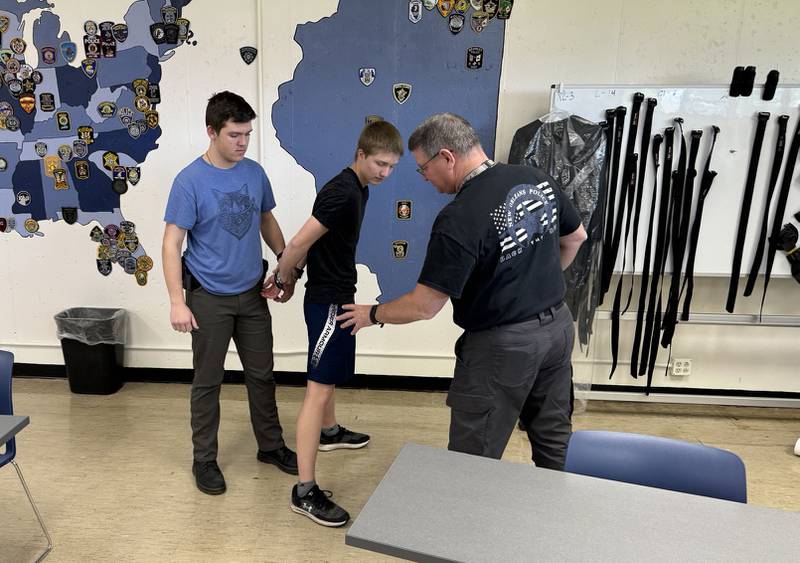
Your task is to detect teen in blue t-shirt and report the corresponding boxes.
[162,91,298,496]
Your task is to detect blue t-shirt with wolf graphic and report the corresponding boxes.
[164,156,276,295]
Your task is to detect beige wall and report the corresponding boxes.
[2,0,798,394]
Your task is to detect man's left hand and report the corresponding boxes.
[337,304,373,335]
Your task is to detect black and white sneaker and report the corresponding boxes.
[291,484,350,527]
[318,426,370,451]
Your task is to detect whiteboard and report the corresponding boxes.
[550,84,800,277]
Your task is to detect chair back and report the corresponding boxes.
[565,430,747,503]
[1,349,16,466]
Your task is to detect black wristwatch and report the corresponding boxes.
[369,304,384,327]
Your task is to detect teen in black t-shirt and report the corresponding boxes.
[305,168,368,304]
[339,113,587,470]
[266,120,403,528]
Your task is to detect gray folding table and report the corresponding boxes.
[347,443,800,562]
[1,415,29,447]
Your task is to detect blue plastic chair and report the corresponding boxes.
[564,430,747,503]
[1,349,53,561]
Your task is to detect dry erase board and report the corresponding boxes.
[550,84,800,277]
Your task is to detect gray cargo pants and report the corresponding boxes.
[186,285,285,462]
[446,302,575,470]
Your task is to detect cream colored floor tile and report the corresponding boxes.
[1,379,798,562]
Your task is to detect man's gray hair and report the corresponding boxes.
[408,113,481,157]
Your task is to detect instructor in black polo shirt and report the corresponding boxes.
[337,113,587,469]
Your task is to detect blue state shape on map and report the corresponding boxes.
[11,160,46,219]
[0,0,51,19]
[70,159,120,213]
[98,47,155,89]
[55,64,99,108]
[91,126,160,164]
[272,0,505,301]
[0,142,21,189]
[32,8,71,67]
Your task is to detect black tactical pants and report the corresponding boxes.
[446,303,575,470]
[186,286,285,462]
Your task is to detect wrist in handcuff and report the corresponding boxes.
[275,251,303,282]
[369,304,385,327]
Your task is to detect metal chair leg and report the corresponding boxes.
[10,460,53,562]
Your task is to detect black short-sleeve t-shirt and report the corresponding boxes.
[305,168,368,303]
[418,163,581,331]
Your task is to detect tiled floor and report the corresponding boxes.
[2,379,799,562]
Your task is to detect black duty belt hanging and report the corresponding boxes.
[609,153,638,378]
[744,114,789,297]
[662,127,702,347]
[597,110,615,236]
[605,93,645,299]
[629,133,662,377]
[600,106,627,300]
[726,111,770,313]
[681,126,720,321]
[659,119,689,349]
[761,113,800,315]
[639,126,674,378]
[623,97,657,314]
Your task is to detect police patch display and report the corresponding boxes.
[448,13,465,34]
[393,83,412,104]
[359,68,375,87]
[240,46,257,65]
[39,92,56,111]
[396,200,412,220]
[61,207,78,224]
[409,0,422,23]
[112,179,128,195]
[466,47,483,69]
[496,0,514,19]
[438,0,453,17]
[392,240,408,259]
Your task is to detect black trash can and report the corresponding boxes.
[54,308,127,395]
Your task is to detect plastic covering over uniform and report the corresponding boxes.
[54,308,127,346]
[509,111,606,349]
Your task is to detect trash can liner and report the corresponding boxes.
[54,307,126,346]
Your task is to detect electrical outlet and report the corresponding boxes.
[671,359,692,377]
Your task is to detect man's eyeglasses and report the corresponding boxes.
[416,151,440,175]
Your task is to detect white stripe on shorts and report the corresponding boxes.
[310,304,338,369]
